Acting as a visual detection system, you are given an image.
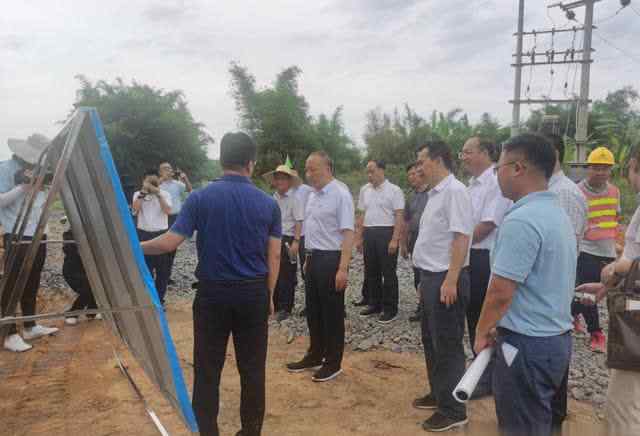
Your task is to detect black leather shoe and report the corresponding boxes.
[359,305,382,317]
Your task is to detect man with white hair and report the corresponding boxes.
[1,135,58,352]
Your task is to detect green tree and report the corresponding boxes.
[229,63,361,177]
[72,76,214,184]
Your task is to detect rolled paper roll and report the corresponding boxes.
[453,346,494,403]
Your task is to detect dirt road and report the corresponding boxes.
[0,296,607,436]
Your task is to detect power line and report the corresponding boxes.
[631,4,640,17]
[594,5,625,24]
[593,31,640,63]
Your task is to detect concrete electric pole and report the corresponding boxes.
[510,0,601,170]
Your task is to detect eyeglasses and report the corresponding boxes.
[493,161,518,174]
[457,150,476,159]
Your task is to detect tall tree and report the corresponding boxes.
[229,63,361,176]
[72,76,214,183]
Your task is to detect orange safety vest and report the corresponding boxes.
[579,181,619,241]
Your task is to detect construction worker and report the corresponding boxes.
[263,164,303,321]
[575,143,640,436]
[574,146,619,353]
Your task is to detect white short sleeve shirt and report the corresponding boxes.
[413,174,474,272]
[274,189,304,237]
[357,180,405,227]
[468,166,512,250]
[134,189,172,232]
[305,180,355,251]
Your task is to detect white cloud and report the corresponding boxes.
[1,0,638,162]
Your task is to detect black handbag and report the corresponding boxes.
[607,258,640,372]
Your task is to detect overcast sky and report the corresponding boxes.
[1,0,638,160]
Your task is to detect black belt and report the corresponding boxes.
[200,277,267,286]
[305,249,341,260]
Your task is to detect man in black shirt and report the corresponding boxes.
[401,162,429,322]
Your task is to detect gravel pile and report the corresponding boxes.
[39,223,610,407]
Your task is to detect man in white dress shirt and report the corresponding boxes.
[355,160,405,323]
[286,151,354,383]
[546,133,588,431]
[411,141,474,432]
[460,137,511,398]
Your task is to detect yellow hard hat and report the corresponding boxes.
[587,146,615,166]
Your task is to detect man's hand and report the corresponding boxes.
[289,240,300,259]
[388,239,399,256]
[335,268,348,292]
[575,282,608,304]
[440,278,458,307]
[474,328,497,355]
[601,262,616,284]
[268,297,275,317]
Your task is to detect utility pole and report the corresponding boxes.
[573,0,596,162]
[512,0,525,137]
[510,0,600,177]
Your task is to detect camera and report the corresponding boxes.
[13,170,54,186]
[14,170,32,186]
[173,169,183,180]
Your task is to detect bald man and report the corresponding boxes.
[286,151,355,382]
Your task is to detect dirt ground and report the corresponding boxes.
[0,295,608,436]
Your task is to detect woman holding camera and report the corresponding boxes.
[132,169,172,306]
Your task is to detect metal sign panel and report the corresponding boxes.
[48,108,198,432]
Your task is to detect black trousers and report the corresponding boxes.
[572,251,612,333]
[363,227,398,313]
[1,234,47,334]
[551,251,613,429]
[467,249,494,393]
[137,229,171,304]
[467,249,491,349]
[192,279,269,436]
[64,273,97,314]
[420,268,469,421]
[167,214,178,278]
[273,235,297,313]
[305,250,345,370]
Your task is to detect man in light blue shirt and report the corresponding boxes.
[475,133,576,436]
[1,136,58,352]
[159,162,192,284]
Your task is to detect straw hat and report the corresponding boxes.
[262,164,301,185]
[7,134,50,164]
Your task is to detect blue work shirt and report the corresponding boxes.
[492,191,576,337]
[171,174,282,281]
[0,158,47,237]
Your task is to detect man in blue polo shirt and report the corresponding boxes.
[474,133,576,436]
[141,132,282,436]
